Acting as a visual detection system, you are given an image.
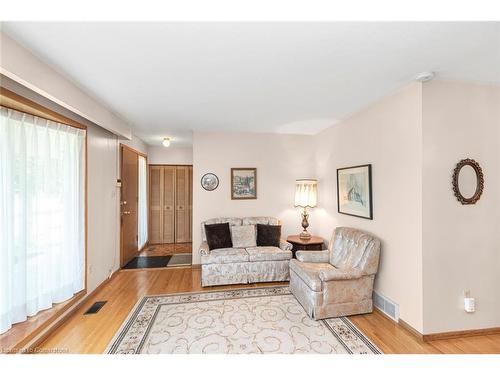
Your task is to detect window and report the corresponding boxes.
[0,106,86,334]
[138,155,148,250]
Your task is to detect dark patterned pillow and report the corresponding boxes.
[256,224,281,247]
[205,223,233,250]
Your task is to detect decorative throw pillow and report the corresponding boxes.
[256,224,281,247]
[231,225,257,248]
[205,223,233,250]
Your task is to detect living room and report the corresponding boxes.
[1,1,499,373]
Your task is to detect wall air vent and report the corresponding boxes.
[373,291,399,322]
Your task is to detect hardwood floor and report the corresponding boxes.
[35,267,500,354]
[138,242,192,257]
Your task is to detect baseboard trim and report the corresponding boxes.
[399,318,424,341]
[21,271,120,353]
[423,326,500,342]
[373,307,424,342]
[374,306,500,342]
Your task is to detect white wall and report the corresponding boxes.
[422,80,500,334]
[0,32,131,139]
[192,131,316,264]
[312,83,424,332]
[148,145,193,165]
[86,125,122,292]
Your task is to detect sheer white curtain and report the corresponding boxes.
[138,155,148,250]
[0,106,85,334]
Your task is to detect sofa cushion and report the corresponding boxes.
[245,246,292,262]
[201,248,249,265]
[256,224,281,247]
[231,225,257,248]
[205,223,233,250]
[201,217,242,241]
[289,259,335,292]
[242,216,279,226]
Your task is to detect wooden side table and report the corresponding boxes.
[286,235,324,258]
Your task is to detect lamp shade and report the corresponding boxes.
[294,179,317,208]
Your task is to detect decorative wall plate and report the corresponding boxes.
[201,173,219,191]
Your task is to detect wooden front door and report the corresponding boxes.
[120,145,139,267]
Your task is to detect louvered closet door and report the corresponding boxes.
[149,166,163,244]
[162,166,176,243]
[175,166,190,243]
[188,166,193,242]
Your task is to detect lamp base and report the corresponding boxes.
[299,231,312,240]
[299,208,311,240]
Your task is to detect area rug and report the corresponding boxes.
[166,253,192,267]
[106,286,381,354]
[123,256,171,269]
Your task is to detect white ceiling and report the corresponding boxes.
[2,22,499,146]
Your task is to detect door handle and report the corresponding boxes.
[123,211,131,215]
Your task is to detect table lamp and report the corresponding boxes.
[294,179,317,240]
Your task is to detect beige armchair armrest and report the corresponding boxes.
[279,239,292,252]
[199,241,210,256]
[296,250,329,263]
[319,268,363,282]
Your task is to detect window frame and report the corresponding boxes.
[0,87,88,353]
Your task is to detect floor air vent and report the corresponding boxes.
[373,291,399,322]
[84,301,107,315]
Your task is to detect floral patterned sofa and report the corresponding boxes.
[199,217,293,287]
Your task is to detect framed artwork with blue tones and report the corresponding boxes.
[231,168,257,200]
[337,164,373,219]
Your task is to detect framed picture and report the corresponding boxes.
[231,168,257,199]
[337,164,373,219]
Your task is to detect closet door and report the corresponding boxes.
[175,166,190,243]
[162,166,176,243]
[149,166,163,244]
[188,166,193,242]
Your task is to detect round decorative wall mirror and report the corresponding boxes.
[452,158,484,205]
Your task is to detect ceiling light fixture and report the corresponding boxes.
[415,71,435,82]
[162,137,171,147]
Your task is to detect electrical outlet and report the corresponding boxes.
[464,297,475,313]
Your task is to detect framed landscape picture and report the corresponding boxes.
[231,168,257,199]
[337,164,373,219]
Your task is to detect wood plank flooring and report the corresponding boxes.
[138,242,192,257]
[36,267,500,354]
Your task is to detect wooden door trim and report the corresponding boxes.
[120,143,147,159]
[119,144,147,267]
